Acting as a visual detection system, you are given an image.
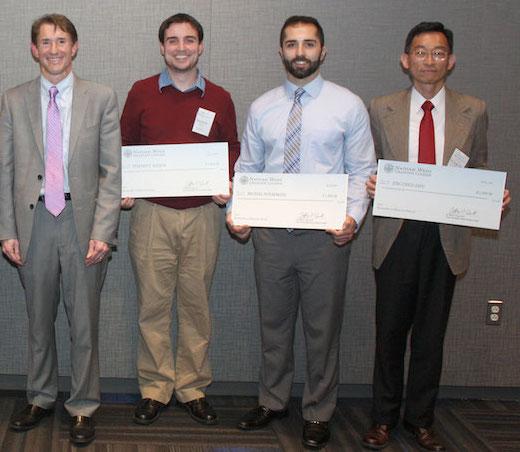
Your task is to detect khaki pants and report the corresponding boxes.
[129,200,221,404]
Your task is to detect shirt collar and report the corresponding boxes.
[40,71,74,95]
[284,74,324,100]
[158,68,206,95]
[411,85,445,112]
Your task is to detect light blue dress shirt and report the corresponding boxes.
[158,68,206,94]
[234,75,376,227]
[40,72,73,194]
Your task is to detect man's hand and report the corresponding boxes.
[502,189,511,211]
[212,193,231,205]
[366,174,377,199]
[121,197,135,209]
[326,216,357,246]
[226,212,251,241]
[212,181,232,206]
[85,239,110,266]
[1,239,23,266]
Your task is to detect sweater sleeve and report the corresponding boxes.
[120,82,143,146]
[218,93,240,179]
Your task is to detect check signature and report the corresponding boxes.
[446,207,478,219]
[296,211,325,223]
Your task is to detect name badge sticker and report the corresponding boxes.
[447,148,470,168]
[192,107,216,136]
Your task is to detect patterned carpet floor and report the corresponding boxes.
[0,394,519,451]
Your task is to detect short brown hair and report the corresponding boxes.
[31,14,78,45]
[158,13,203,43]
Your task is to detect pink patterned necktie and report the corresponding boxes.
[45,86,65,216]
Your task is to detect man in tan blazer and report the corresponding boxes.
[362,22,510,451]
[0,14,121,445]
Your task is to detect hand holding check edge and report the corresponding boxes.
[226,213,357,246]
[120,182,232,210]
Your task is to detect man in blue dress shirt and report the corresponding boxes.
[227,15,376,449]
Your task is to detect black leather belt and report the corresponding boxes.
[38,193,71,202]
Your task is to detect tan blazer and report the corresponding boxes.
[0,75,121,260]
[369,87,488,275]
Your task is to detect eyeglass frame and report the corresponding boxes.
[408,47,450,61]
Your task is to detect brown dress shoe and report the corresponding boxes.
[134,398,166,425]
[362,424,391,449]
[70,416,95,445]
[403,422,446,451]
[9,404,53,431]
[237,405,288,430]
[183,397,218,425]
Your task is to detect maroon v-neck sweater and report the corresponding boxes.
[121,74,240,209]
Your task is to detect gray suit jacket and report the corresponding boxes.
[0,75,121,260]
[369,87,488,275]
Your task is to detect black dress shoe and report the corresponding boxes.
[237,405,288,430]
[362,424,391,450]
[183,397,218,425]
[70,416,95,445]
[403,421,446,451]
[134,398,166,425]
[303,420,330,449]
[9,404,53,431]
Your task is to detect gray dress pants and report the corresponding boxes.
[253,228,351,421]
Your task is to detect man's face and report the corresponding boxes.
[280,23,326,84]
[160,22,204,74]
[400,32,455,92]
[31,24,78,84]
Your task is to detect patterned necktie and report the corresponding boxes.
[418,100,435,164]
[283,87,305,173]
[45,86,65,216]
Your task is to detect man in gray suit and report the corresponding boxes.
[362,22,510,451]
[0,14,121,445]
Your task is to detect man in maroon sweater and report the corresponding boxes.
[120,13,239,426]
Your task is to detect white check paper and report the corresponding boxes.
[122,143,229,198]
[373,160,506,230]
[232,173,348,230]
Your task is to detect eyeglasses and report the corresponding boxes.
[411,49,449,61]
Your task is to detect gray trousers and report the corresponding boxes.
[252,228,351,421]
[18,201,107,416]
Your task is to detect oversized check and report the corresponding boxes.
[373,160,506,230]
[232,173,348,230]
[122,143,229,198]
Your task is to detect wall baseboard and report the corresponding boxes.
[1,375,518,401]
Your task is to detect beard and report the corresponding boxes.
[282,55,322,79]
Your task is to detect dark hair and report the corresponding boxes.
[158,13,204,43]
[31,14,78,45]
[280,15,324,47]
[404,22,453,53]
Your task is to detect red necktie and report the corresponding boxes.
[418,100,435,164]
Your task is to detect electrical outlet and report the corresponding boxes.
[486,300,503,325]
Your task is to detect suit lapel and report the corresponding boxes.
[380,90,410,162]
[443,88,473,166]
[69,75,89,164]
[26,78,44,160]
